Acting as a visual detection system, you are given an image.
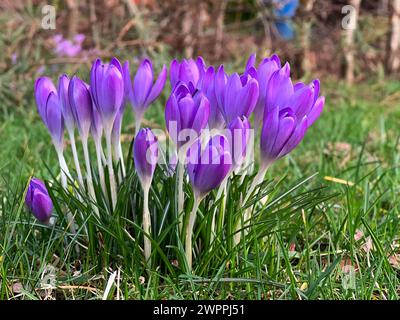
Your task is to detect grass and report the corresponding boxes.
[0,54,400,300]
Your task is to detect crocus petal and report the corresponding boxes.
[123,60,134,107]
[191,95,210,134]
[145,64,167,106]
[90,58,102,108]
[31,190,53,223]
[99,64,124,124]
[235,78,259,119]
[215,65,227,114]
[110,57,123,74]
[45,92,64,149]
[285,85,314,119]
[266,63,293,112]
[133,59,153,110]
[35,77,56,124]
[278,116,308,158]
[69,76,92,138]
[271,113,296,157]
[307,96,325,128]
[58,74,75,131]
[170,59,179,89]
[245,53,256,72]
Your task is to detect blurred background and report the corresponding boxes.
[1,0,399,89]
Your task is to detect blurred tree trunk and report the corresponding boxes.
[344,0,361,84]
[213,0,227,60]
[182,1,195,58]
[300,0,315,76]
[66,0,79,37]
[388,0,400,74]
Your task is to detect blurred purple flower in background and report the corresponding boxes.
[52,34,85,58]
[25,178,53,224]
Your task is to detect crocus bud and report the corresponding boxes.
[25,178,53,223]
[243,54,281,128]
[260,107,307,166]
[197,66,225,130]
[69,76,93,140]
[214,68,259,125]
[34,77,64,152]
[133,128,159,189]
[165,83,210,149]
[124,59,167,120]
[228,116,251,169]
[187,135,232,199]
[170,58,201,90]
[90,57,124,131]
[58,74,75,132]
[265,62,293,113]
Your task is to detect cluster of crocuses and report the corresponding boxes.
[28,53,324,270]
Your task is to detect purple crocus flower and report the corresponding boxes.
[228,116,251,169]
[214,66,259,125]
[25,178,53,223]
[170,58,204,91]
[90,57,124,132]
[165,83,210,150]
[34,77,64,152]
[244,53,281,130]
[123,59,167,131]
[187,135,232,199]
[133,128,159,188]
[260,63,325,167]
[69,76,93,140]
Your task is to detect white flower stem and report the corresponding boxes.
[57,151,70,188]
[68,131,84,188]
[113,139,125,183]
[211,177,228,243]
[134,113,143,136]
[95,139,107,199]
[142,184,151,267]
[118,141,126,177]
[185,195,200,272]
[57,150,76,235]
[177,161,184,231]
[82,139,99,217]
[106,130,117,210]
